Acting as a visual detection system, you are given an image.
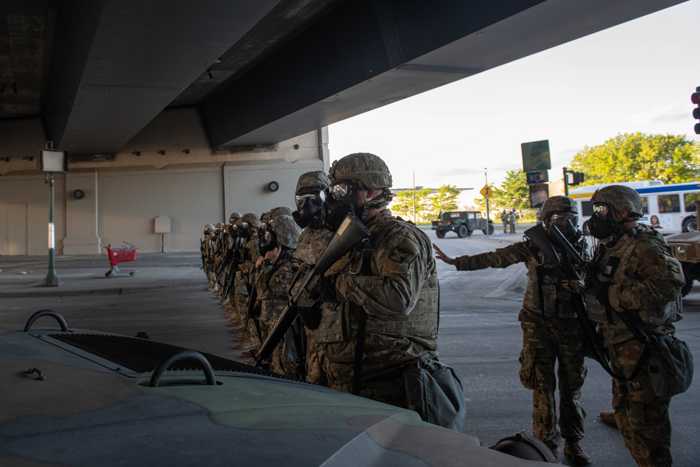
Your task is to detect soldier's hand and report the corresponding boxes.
[432,244,456,266]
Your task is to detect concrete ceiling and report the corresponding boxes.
[0,0,689,158]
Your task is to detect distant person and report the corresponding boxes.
[509,209,518,234]
[501,209,509,233]
[650,214,662,230]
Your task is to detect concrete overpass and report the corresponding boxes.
[0,0,688,255]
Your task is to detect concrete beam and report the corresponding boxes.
[44,0,280,156]
[201,0,686,147]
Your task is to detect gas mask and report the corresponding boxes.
[546,212,580,242]
[293,190,327,229]
[326,182,359,229]
[258,225,277,256]
[584,203,623,240]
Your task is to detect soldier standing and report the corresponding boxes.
[585,185,685,467]
[318,152,464,431]
[254,214,302,376]
[290,171,335,384]
[434,196,591,465]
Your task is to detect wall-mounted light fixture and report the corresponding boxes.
[267,181,279,192]
[72,189,85,200]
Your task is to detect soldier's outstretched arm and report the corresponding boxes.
[336,232,428,318]
[437,241,530,271]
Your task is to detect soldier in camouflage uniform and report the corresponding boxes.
[318,153,454,420]
[585,185,684,467]
[201,224,217,289]
[253,214,302,376]
[434,196,591,465]
[233,213,262,351]
[290,171,336,384]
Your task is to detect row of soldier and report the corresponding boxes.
[202,152,692,466]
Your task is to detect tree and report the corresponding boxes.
[494,170,529,210]
[570,133,700,185]
[430,185,460,218]
[390,188,432,221]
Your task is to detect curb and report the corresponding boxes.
[0,284,171,299]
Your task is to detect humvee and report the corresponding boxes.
[432,211,495,238]
[667,230,700,296]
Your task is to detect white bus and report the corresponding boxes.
[569,181,700,233]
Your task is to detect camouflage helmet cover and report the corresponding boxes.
[241,212,261,228]
[268,206,292,218]
[228,211,241,223]
[296,171,330,194]
[268,214,301,249]
[329,152,392,189]
[204,224,215,233]
[541,196,576,219]
[591,185,643,218]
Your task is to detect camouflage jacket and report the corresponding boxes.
[328,210,439,374]
[593,224,683,345]
[256,252,296,325]
[453,240,583,319]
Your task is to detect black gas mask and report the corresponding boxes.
[258,224,277,256]
[583,203,623,240]
[545,212,580,242]
[293,189,327,229]
[326,181,359,229]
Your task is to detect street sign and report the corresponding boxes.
[480,185,492,198]
[529,183,549,208]
[521,140,551,172]
[526,170,548,184]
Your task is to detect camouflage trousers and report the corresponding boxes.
[610,339,672,467]
[519,314,587,448]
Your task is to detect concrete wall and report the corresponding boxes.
[0,175,66,255]
[0,110,328,255]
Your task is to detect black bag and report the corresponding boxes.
[402,355,466,432]
[647,334,694,398]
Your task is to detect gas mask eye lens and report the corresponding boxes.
[593,204,609,218]
[331,183,350,200]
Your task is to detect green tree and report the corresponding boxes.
[571,133,700,185]
[494,170,529,210]
[430,185,460,218]
[390,188,432,221]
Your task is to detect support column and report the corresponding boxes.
[62,170,102,254]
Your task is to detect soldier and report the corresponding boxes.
[254,214,302,376]
[290,170,335,384]
[585,185,685,467]
[318,152,464,431]
[434,196,591,465]
[201,224,217,289]
[234,213,262,352]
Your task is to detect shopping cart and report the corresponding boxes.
[105,242,137,277]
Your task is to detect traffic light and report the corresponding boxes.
[693,87,700,135]
[571,171,585,185]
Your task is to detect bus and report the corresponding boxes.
[569,181,700,233]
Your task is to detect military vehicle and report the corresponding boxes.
[432,211,495,238]
[667,231,700,296]
[1,310,557,466]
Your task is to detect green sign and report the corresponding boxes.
[521,140,551,172]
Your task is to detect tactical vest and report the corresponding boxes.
[527,247,581,320]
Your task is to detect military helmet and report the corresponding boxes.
[241,212,260,228]
[296,171,330,194]
[591,185,643,218]
[268,206,292,218]
[541,196,576,219]
[228,211,241,223]
[267,214,301,249]
[329,152,392,189]
[204,224,215,234]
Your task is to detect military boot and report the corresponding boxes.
[598,411,618,429]
[564,441,591,466]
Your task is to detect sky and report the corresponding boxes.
[328,0,700,203]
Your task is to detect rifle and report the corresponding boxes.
[255,214,369,365]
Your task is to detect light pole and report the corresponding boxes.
[412,171,417,223]
[40,145,66,287]
[484,168,491,235]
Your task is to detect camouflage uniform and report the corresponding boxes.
[451,197,587,453]
[254,215,302,376]
[588,186,684,467]
[319,153,440,408]
[235,213,261,350]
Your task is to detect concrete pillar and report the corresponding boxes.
[62,170,102,254]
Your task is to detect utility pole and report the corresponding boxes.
[484,168,491,235]
[41,142,64,287]
[563,167,570,196]
[412,170,417,223]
